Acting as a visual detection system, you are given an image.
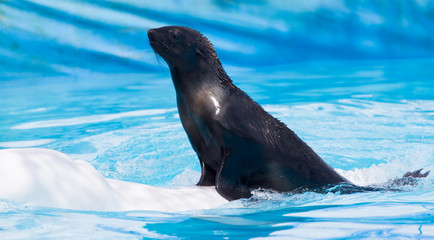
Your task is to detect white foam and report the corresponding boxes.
[11,108,177,129]
[171,169,201,186]
[0,148,227,212]
[336,145,434,186]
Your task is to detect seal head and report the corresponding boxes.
[148,27,218,72]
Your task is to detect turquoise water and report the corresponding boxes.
[1,1,434,239]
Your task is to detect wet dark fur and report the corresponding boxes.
[148,26,429,200]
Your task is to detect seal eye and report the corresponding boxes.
[170,30,182,41]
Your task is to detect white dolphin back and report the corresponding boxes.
[0,148,227,212]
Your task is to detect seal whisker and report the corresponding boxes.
[153,50,169,74]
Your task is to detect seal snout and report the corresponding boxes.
[148,29,156,44]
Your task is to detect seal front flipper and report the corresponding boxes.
[197,161,216,186]
[216,154,252,200]
[177,101,220,186]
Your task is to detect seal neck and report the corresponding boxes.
[169,58,231,99]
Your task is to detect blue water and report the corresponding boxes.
[1,0,434,239]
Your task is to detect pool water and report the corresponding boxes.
[1,1,434,239]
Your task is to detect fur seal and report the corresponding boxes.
[147,26,429,200]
